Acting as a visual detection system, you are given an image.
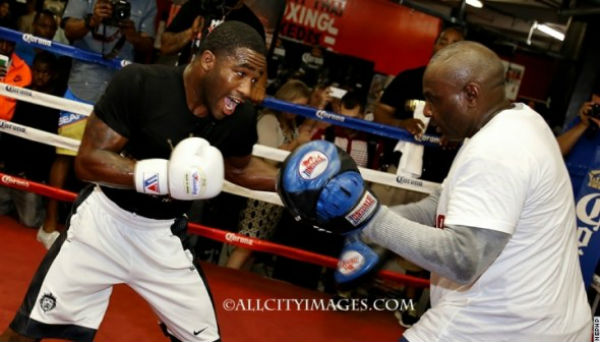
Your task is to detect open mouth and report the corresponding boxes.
[223,96,241,115]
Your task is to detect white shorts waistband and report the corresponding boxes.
[89,186,175,230]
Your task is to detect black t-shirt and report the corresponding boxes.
[94,64,258,219]
[380,66,426,120]
[2,98,59,182]
[166,2,266,65]
[379,66,457,183]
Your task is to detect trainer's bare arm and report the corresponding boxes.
[75,113,135,189]
[225,155,277,191]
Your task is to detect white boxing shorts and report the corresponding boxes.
[10,186,220,342]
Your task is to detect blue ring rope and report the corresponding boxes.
[0,26,440,145]
[0,26,129,70]
[261,97,440,145]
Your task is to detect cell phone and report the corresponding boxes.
[0,54,9,77]
[329,86,347,99]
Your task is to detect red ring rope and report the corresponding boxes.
[0,171,430,288]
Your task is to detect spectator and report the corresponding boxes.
[0,0,15,27]
[38,0,156,249]
[296,81,337,134]
[160,0,264,66]
[225,79,313,270]
[15,9,58,66]
[0,52,60,230]
[374,26,465,187]
[17,0,36,34]
[557,83,600,192]
[314,91,382,169]
[0,21,32,121]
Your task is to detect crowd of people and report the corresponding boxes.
[0,0,597,341]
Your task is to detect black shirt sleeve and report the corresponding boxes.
[94,64,142,138]
[379,73,403,110]
[166,0,199,33]
[379,68,427,120]
[217,101,258,157]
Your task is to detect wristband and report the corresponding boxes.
[134,159,169,195]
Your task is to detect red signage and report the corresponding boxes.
[279,0,441,75]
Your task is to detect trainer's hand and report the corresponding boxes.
[277,140,383,283]
[134,137,224,200]
[277,140,379,235]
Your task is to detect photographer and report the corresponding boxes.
[62,0,155,55]
[37,0,156,249]
[557,84,600,192]
[160,0,264,66]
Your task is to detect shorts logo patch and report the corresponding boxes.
[193,328,206,336]
[39,293,56,312]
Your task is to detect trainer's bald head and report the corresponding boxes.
[422,41,510,141]
[427,41,505,96]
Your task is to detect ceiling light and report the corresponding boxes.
[535,23,565,41]
[466,0,483,8]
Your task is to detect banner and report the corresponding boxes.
[279,0,440,75]
[575,147,600,288]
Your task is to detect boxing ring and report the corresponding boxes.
[0,26,439,340]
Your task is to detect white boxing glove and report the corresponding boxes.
[134,138,224,200]
[168,137,224,200]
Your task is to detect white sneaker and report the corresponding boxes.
[37,227,60,250]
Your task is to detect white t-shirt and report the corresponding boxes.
[405,104,592,342]
[256,113,285,148]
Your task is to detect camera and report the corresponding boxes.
[585,103,600,138]
[589,103,600,120]
[104,0,131,26]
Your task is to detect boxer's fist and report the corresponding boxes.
[168,137,224,200]
[134,137,224,200]
[277,140,379,235]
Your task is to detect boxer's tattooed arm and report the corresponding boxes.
[74,113,134,189]
[363,209,510,284]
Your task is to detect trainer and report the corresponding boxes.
[278,41,592,341]
[1,21,276,342]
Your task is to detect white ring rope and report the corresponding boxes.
[0,83,92,116]
[0,82,441,203]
